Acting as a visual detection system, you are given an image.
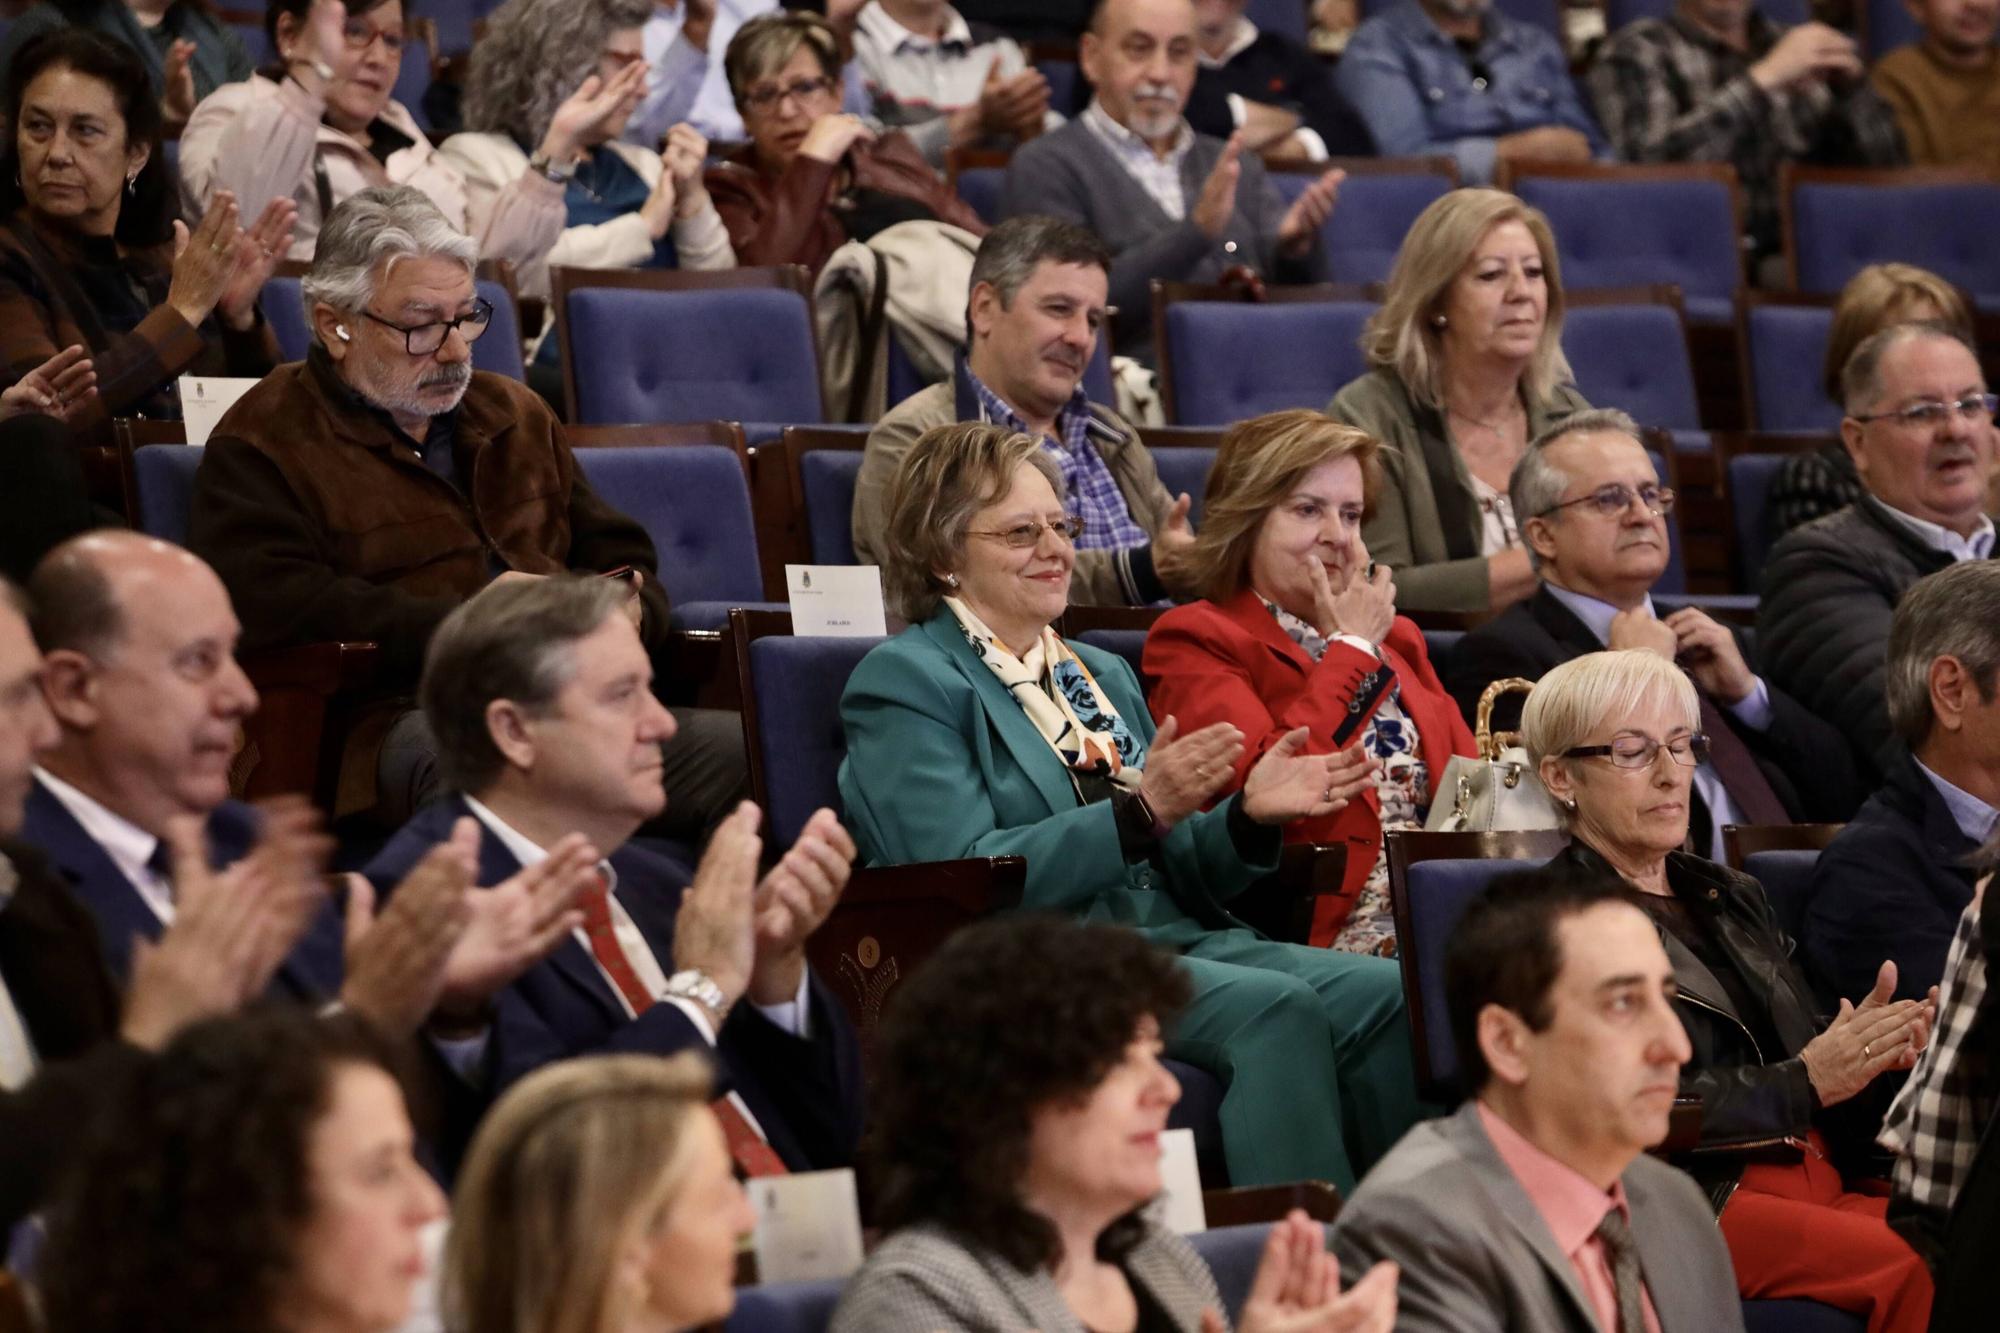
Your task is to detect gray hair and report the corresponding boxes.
[1885,562,2000,748]
[462,0,652,149]
[880,423,1064,621]
[1840,321,1980,416]
[1510,408,1646,572]
[420,575,630,793]
[1520,650,1698,829]
[301,185,477,331]
[969,216,1112,308]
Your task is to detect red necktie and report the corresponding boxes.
[576,874,788,1176]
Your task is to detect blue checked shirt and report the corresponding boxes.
[966,367,1151,553]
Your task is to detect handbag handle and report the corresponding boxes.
[1474,677,1538,761]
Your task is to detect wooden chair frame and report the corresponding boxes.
[760,425,872,594]
[1720,822,1845,873]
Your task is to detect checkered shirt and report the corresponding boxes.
[1881,896,1994,1230]
[966,368,1150,552]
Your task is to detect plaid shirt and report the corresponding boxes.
[1881,894,1995,1238]
[1586,14,1906,256]
[967,366,1151,552]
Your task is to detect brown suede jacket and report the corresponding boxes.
[705,131,987,276]
[187,348,671,687]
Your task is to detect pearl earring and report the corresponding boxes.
[943,573,960,589]
[1432,314,1447,328]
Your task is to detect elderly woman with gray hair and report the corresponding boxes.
[837,420,1423,1193]
[1522,648,1938,1328]
[442,0,734,319]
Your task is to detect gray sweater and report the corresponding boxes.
[999,116,1321,363]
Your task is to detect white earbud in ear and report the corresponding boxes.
[335,325,351,341]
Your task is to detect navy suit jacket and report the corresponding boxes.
[19,778,346,1001]
[1800,752,1982,1008]
[363,795,865,1172]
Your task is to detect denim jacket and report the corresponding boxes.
[1333,0,1606,185]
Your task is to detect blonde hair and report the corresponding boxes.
[1823,263,1975,401]
[1362,188,1573,411]
[444,1053,713,1333]
[1185,409,1381,602]
[880,422,1064,621]
[1520,650,1698,826]
[724,11,842,105]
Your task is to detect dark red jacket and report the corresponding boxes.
[1143,587,1473,946]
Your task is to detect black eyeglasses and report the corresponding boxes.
[359,298,493,356]
[1563,734,1710,770]
[1850,394,2000,428]
[742,75,837,110]
[966,514,1087,548]
[1537,483,1675,520]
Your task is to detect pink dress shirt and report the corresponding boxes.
[1477,1101,1665,1333]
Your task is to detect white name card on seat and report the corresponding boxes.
[1147,1128,1208,1234]
[785,565,887,637]
[176,376,259,446]
[750,1167,866,1283]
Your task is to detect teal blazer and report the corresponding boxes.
[837,612,1280,953]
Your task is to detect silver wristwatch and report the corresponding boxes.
[664,969,728,1023]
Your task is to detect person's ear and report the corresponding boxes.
[1840,415,1869,476]
[38,649,102,732]
[310,302,352,360]
[1523,513,1560,568]
[485,699,539,772]
[967,281,1003,342]
[1928,654,1972,735]
[1538,753,1575,808]
[1078,28,1103,86]
[1477,1003,1532,1088]
[123,141,150,186]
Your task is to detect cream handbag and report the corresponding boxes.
[1424,678,1564,833]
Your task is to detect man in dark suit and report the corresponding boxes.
[1447,409,1862,857]
[1801,561,2000,1009]
[365,575,865,1172]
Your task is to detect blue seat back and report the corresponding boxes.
[258,275,525,380]
[564,285,821,425]
[1728,452,1793,590]
[1607,0,1806,29]
[1645,446,1687,597]
[801,450,866,564]
[1190,1224,1283,1315]
[1742,848,1822,943]
[749,634,886,846]
[1862,0,1922,56]
[1562,304,1700,431]
[1790,178,2000,302]
[1402,857,1545,1097]
[571,446,763,608]
[1148,446,1216,525]
[426,0,479,54]
[1273,169,1453,287]
[1074,628,1149,684]
[131,444,203,546]
[1422,628,1464,665]
[1513,174,1741,322]
[1163,302,1372,426]
[1745,304,1838,433]
[723,1279,843,1332]
[956,166,1005,225]
[393,36,432,131]
[1245,0,1308,44]
[1036,58,1081,115]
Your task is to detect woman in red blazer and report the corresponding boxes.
[1144,410,1474,953]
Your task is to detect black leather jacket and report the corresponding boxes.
[1557,841,1826,1211]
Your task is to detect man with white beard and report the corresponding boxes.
[998,0,1342,364]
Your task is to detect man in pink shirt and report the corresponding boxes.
[1331,868,1746,1332]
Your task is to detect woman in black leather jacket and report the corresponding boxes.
[1520,648,1936,1333]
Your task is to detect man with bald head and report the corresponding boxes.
[1759,322,1999,781]
[999,0,1341,362]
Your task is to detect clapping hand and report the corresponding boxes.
[0,345,96,424]
[432,821,600,1026]
[1798,961,1937,1106]
[748,806,856,1004]
[1277,167,1342,256]
[162,38,198,128]
[1152,493,1199,596]
[339,841,476,1038]
[1203,1210,1399,1333]
[670,802,764,1021]
[1141,715,1247,827]
[215,197,300,332]
[542,59,651,164]
[1243,729,1376,826]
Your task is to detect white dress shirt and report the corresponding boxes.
[1081,97,1194,221]
[33,768,174,924]
[1876,501,1997,564]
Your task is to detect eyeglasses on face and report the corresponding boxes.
[358,298,493,356]
[1537,483,1675,520]
[742,75,836,110]
[966,514,1087,548]
[1850,393,1999,428]
[1563,733,1710,769]
[340,20,403,54]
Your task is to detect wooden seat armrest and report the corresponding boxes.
[1232,843,1347,943]
[1202,1180,1343,1227]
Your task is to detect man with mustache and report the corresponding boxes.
[1447,409,1859,859]
[856,215,1198,605]
[1761,324,1999,784]
[998,0,1342,364]
[186,185,747,835]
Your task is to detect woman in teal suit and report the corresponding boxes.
[838,422,1424,1191]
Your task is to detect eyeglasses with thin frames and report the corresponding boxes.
[1536,483,1675,520]
[966,514,1087,548]
[359,298,494,356]
[743,76,837,110]
[1850,394,2000,428]
[1563,734,1710,769]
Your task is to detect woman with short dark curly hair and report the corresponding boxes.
[833,914,1399,1332]
[39,1008,447,1333]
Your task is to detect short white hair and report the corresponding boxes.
[1521,649,1699,770]
[301,185,476,334]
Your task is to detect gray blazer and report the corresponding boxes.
[999,116,1322,363]
[1331,1102,1745,1333]
[829,1220,1227,1333]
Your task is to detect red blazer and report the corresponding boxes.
[1143,588,1475,946]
